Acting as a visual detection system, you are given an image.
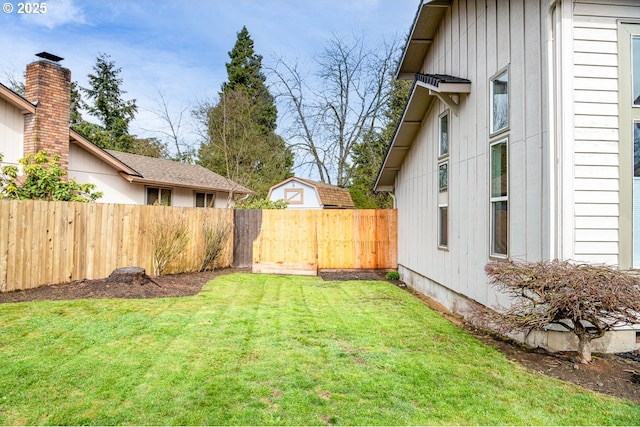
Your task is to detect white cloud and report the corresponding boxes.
[21,0,86,29]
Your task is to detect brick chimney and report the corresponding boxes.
[23,53,71,171]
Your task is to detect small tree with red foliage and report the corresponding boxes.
[485,259,640,363]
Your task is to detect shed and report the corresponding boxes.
[268,177,355,209]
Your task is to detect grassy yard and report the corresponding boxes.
[0,273,638,425]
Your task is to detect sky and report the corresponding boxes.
[0,0,417,158]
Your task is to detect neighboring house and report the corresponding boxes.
[375,0,640,352]
[0,53,253,207]
[268,177,355,209]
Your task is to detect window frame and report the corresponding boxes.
[439,110,450,158]
[438,160,449,249]
[195,192,216,208]
[490,67,510,136]
[616,22,640,269]
[633,35,640,107]
[489,138,509,258]
[284,188,304,205]
[438,161,449,193]
[437,110,451,250]
[438,205,448,249]
[146,187,172,206]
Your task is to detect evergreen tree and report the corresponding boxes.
[69,81,84,128]
[79,53,138,152]
[223,26,277,132]
[349,77,411,208]
[199,27,293,198]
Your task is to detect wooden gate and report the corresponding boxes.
[232,209,262,267]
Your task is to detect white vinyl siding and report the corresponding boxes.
[573,1,640,266]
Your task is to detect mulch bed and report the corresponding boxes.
[0,267,639,404]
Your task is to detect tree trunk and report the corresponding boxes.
[107,267,159,287]
[576,334,592,364]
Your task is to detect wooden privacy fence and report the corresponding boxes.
[252,209,397,275]
[0,200,397,292]
[0,200,233,292]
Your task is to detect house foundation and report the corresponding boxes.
[399,265,640,354]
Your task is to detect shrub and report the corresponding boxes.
[234,197,287,209]
[485,259,640,363]
[150,217,190,275]
[385,271,400,280]
[200,220,231,272]
[0,151,102,202]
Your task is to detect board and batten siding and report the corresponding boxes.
[572,0,640,266]
[395,0,545,309]
[0,98,25,166]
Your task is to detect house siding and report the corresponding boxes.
[69,144,143,205]
[395,0,545,308]
[572,0,640,266]
[0,98,25,165]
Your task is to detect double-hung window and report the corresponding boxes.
[490,140,508,257]
[438,111,450,248]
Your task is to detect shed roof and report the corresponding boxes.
[270,177,355,208]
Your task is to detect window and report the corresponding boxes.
[438,110,450,249]
[633,36,640,106]
[633,122,640,267]
[147,187,172,206]
[491,70,509,134]
[438,161,449,247]
[635,122,640,177]
[196,192,216,207]
[284,188,304,204]
[439,206,448,247]
[490,140,508,256]
[439,112,449,157]
[438,162,448,193]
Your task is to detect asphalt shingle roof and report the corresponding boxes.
[296,178,355,208]
[106,150,254,194]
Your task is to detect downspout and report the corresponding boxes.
[544,0,560,261]
[390,192,397,209]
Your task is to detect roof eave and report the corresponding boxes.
[120,173,256,195]
[69,130,141,176]
[396,0,453,80]
[374,74,471,192]
[0,83,36,114]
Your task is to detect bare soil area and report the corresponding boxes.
[0,268,638,404]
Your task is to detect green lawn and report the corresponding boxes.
[0,273,638,425]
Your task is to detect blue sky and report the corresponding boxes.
[0,0,416,151]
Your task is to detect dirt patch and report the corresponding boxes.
[0,268,249,303]
[1,268,639,403]
[319,269,391,282]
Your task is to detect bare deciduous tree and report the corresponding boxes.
[146,90,196,163]
[197,89,291,201]
[485,259,640,363]
[269,34,400,187]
